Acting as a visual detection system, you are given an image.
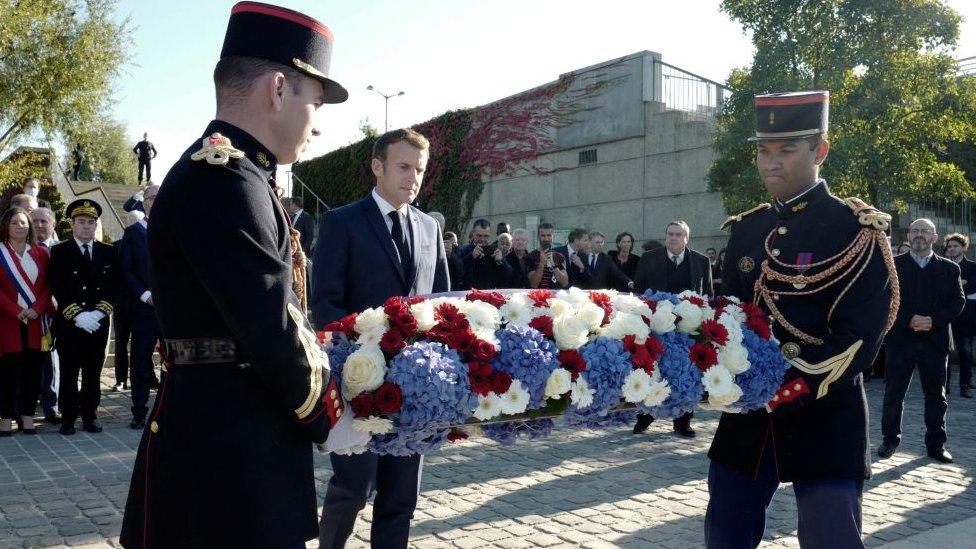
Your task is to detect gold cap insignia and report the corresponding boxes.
[781,342,801,360]
[69,201,99,219]
[190,132,245,166]
[738,256,755,273]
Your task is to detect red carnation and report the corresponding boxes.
[621,334,640,353]
[391,310,418,337]
[448,329,477,353]
[711,296,733,309]
[379,330,406,356]
[374,382,403,414]
[741,302,767,322]
[468,361,493,396]
[447,428,469,442]
[488,370,513,394]
[683,295,706,307]
[700,320,730,346]
[528,316,554,338]
[435,303,463,322]
[407,295,426,305]
[558,349,587,380]
[383,296,407,312]
[689,342,719,372]
[316,330,328,345]
[527,289,554,307]
[350,393,377,418]
[746,316,772,340]
[644,336,665,363]
[631,346,656,375]
[468,338,498,363]
[589,293,613,325]
[639,297,658,313]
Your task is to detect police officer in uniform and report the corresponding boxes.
[704,91,898,548]
[48,199,118,435]
[120,3,345,547]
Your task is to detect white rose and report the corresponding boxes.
[354,307,389,335]
[548,298,571,319]
[553,315,590,350]
[718,343,751,375]
[352,416,393,435]
[500,380,530,415]
[674,300,704,333]
[648,304,677,334]
[642,380,672,407]
[708,382,743,407]
[724,304,748,324]
[499,301,532,327]
[577,301,606,331]
[341,345,387,400]
[612,294,652,318]
[570,377,595,409]
[544,368,572,398]
[466,300,502,330]
[601,312,650,344]
[355,328,384,348]
[508,292,532,308]
[622,369,653,403]
[558,287,590,305]
[410,301,437,331]
[473,393,503,421]
[702,365,734,398]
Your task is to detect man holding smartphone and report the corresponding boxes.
[526,222,569,289]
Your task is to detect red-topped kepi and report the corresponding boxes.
[221,1,348,104]
[749,90,828,141]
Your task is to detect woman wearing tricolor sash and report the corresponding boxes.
[0,207,53,436]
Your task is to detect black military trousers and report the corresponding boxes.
[881,343,949,451]
[58,327,109,425]
[949,324,974,389]
[138,159,151,183]
[129,307,160,420]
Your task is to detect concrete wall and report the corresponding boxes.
[469,51,730,255]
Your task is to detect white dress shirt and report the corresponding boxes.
[669,249,686,266]
[372,188,412,253]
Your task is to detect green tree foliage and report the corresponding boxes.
[0,0,131,158]
[67,116,137,184]
[709,0,976,213]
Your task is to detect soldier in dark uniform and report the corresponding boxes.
[704,91,898,548]
[132,133,157,184]
[119,3,346,548]
[48,199,118,435]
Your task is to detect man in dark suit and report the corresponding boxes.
[944,233,976,399]
[288,195,317,255]
[118,183,162,430]
[312,128,449,549]
[632,220,712,437]
[444,231,465,290]
[586,231,634,291]
[460,218,509,290]
[47,200,118,435]
[556,228,593,289]
[879,219,965,463]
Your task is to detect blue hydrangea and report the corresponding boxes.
[491,325,560,409]
[564,409,637,429]
[641,330,703,419]
[734,328,789,411]
[368,342,478,456]
[642,290,680,305]
[568,337,632,420]
[482,419,555,446]
[326,338,358,390]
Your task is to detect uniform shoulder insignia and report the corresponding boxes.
[845,197,891,231]
[720,203,771,230]
[190,133,245,166]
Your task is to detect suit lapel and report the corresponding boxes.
[362,198,407,286]
[408,207,421,290]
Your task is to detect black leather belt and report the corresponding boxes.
[164,338,243,365]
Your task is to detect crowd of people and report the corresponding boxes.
[0,178,162,436]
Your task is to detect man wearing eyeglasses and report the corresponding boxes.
[878,218,964,463]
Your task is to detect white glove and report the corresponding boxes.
[89,311,105,323]
[74,315,96,334]
[324,402,370,455]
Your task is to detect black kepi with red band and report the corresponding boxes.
[222,1,348,103]
[749,90,828,141]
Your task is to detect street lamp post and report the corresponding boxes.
[366,85,405,132]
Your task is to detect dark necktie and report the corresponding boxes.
[590,254,596,269]
[671,254,678,266]
[388,211,413,281]
[82,243,91,262]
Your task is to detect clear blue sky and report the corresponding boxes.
[109,0,976,180]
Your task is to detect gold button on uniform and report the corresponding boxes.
[782,341,801,359]
[793,383,802,391]
[778,227,788,235]
[783,389,791,397]
[150,421,159,433]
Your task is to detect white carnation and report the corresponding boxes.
[718,312,744,344]
[708,382,743,407]
[352,416,393,435]
[600,312,650,344]
[499,380,530,415]
[354,307,389,335]
[570,377,595,409]
[508,292,532,308]
[409,301,437,331]
[499,301,532,327]
[341,345,387,400]
[648,304,677,334]
[544,368,572,398]
[553,315,590,350]
[674,300,704,333]
[558,287,591,305]
[355,328,384,348]
[622,369,653,403]
[703,365,734,398]
[473,393,503,421]
[466,300,502,330]
[577,301,606,331]
[642,380,672,407]
[724,304,748,324]
[474,328,500,349]
[718,343,751,375]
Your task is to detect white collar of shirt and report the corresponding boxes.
[372,188,412,248]
[909,249,934,267]
[74,237,94,254]
[669,249,686,265]
[138,219,148,230]
[780,179,824,206]
[292,208,303,219]
[43,236,58,248]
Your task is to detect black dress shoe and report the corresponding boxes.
[82,421,102,433]
[674,426,697,438]
[0,430,12,437]
[962,387,973,399]
[59,424,76,436]
[633,414,655,434]
[20,428,37,435]
[877,440,898,459]
[928,448,954,463]
[44,412,62,425]
[130,418,146,430]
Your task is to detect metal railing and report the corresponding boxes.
[959,56,976,77]
[285,171,331,220]
[654,60,732,120]
[900,198,976,241]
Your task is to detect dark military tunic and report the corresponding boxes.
[709,181,895,481]
[120,121,339,549]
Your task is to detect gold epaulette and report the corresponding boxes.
[190,133,245,166]
[720,203,771,230]
[845,198,891,231]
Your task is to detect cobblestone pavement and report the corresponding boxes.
[1,361,973,548]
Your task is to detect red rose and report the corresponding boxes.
[407,296,426,305]
[426,326,452,345]
[379,330,406,356]
[631,346,656,375]
[468,338,498,363]
[488,370,513,394]
[350,393,377,418]
[383,296,405,310]
[527,289,554,308]
[589,293,613,324]
[466,289,508,308]
[558,349,587,380]
[316,330,328,344]
[746,316,772,340]
[689,342,719,372]
[644,336,665,363]
[700,320,730,346]
[528,316,554,338]
[447,428,469,442]
[741,302,767,322]
[375,382,403,414]
[324,312,358,338]
[447,316,471,334]
[392,310,418,337]
[468,361,493,396]
[711,296,733,309]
